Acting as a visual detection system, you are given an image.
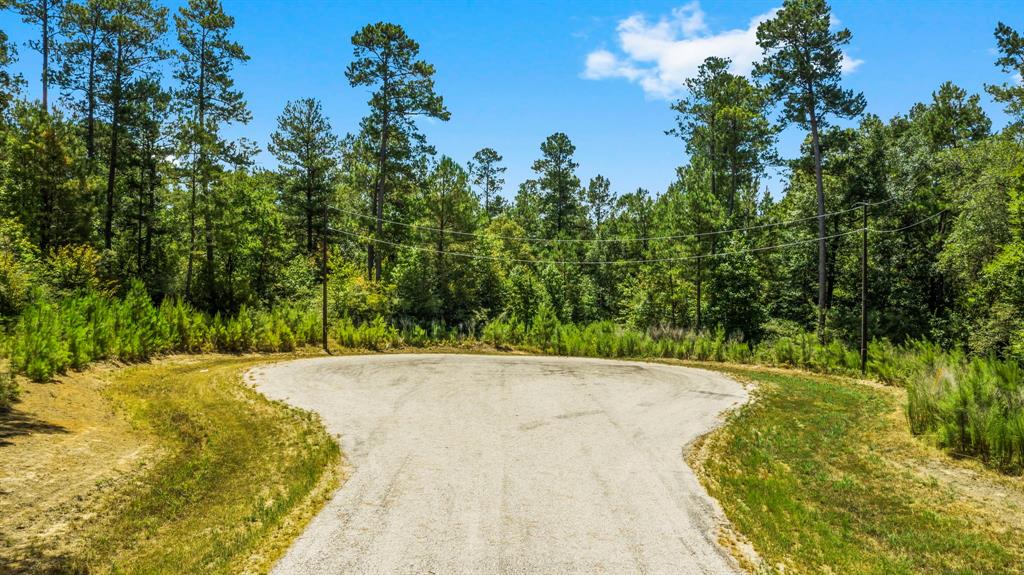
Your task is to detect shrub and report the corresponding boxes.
[7,283,324,381]
[907,354,1024,470]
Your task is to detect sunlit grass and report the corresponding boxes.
[694,366,1024,574]
[70,357,341,574]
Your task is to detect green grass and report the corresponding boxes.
[908,355,1024,471]
[6,283,322,382]
[69,356,341,575]
[694,366,1024,574]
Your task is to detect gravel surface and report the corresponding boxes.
[249,354,747,575]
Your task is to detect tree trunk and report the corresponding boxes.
[186,33,208,303]
[145,153,156,277]
[136,170,144,275]
[185,167,197,300]
[371,110,390,282]
[809,109,827,344]
[306,185,313,254]
[86,36,97,162]
[41,0,49,110]
[104,40,124,251]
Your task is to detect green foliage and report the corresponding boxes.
[44,243,110,296]
[907,354,1024,470]
[701,367,1024,573]
[987,22,1024,136]
[0,102,96,252]
[753,0,866,130]
[532,132,583,238]
[8,281,322,381]
[0,216,40,319]
[269,98,339,255]
[330,316,400,351]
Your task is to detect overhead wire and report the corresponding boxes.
[328,206,943,267]
[329,197,898,245]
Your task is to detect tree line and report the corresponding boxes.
[1,0,1022,362]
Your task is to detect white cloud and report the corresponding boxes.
[583,3,862,100]
[841,52,864,74]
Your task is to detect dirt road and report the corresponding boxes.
[250,354,747,574]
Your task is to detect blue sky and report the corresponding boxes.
[2,0,1022,199]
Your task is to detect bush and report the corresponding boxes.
[7,282,324,381]
[0,217,41,320]
[907,354,1024,470]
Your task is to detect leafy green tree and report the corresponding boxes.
[510,179,543,240]
[910,82,990,151]
[172,0,250,304]
[346,22,449,280]
[269,98,339,255]
[0,102,94,252]
[99,0,167,250]
[57,0,112,162]
[675,162,725,331]
[0,216,40,318]
[0,28,25,115]
[207,169,296,311]
[754,0,866,342]
[418,156,479,323]
[937,138,1024,356]
[585,174,613,232]
[669,56,776,222]
[115,77,173,293]
[8,0,64,108]
[467,147,506,219]
[532,132,582,239]
[987,22,1024,137]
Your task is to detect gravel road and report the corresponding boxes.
[249,354,748,575]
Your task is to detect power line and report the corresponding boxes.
[329,209,936,267]
[868,209,946,233]
[329,197,898,245]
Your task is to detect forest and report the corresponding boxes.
[0,1,1023,462]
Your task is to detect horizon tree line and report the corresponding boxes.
[1,0,1022,361]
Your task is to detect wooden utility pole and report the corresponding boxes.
[860,202,868,374]
[322,194,329,354]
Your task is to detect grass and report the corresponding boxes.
[5,282,322,382]
[63,356,340,575]
[689,365,1024,574]
[907,355,1024,471]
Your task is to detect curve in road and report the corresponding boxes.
[249,354,748,575]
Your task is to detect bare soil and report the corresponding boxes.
[0,366,160,573]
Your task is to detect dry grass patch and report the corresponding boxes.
[0,355,341,575]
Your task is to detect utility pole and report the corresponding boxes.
[322,193,330,354]
[860,202,868,375]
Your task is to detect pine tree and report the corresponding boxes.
[532,132,582,239]
[754,0,866,343]
[421,156,478,323]
[669,56,776,223]
[172,0,250,304]
[0,28,25,115]
[467,147,506,220]
[986,23,1024,137]
[99,0,166,250]
[8,0,64,109]
[346,22,449,280]
[269,98,339,255]
[57,0,112,162]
